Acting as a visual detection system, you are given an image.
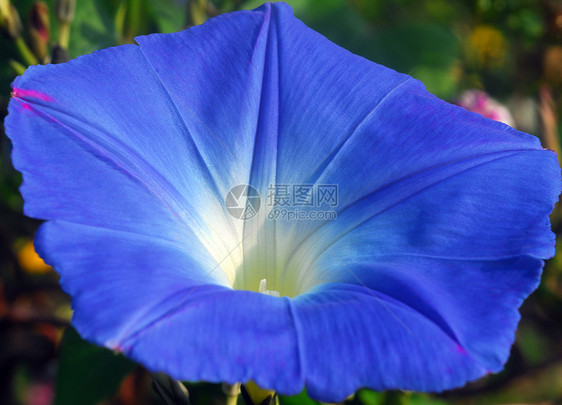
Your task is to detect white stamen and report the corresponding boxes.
[258,278,280,297]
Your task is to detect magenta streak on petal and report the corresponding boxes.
[20,103,33,111]
[456,344,468,355]
[12,88,53,102]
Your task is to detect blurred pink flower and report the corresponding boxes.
[456,90,515,127]
[25,382,53,405]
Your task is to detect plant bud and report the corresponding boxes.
[0,1,22,39]
[28,1,50,62]
[55,0,75,24]
[51,43,69,63]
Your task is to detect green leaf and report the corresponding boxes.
[368,23,461,98]
[278,389,319,405]
[357,389,384,405]
[68,0,119,57]
[146,0,187,33]
[54,327,136,405]
[244,1,461,99]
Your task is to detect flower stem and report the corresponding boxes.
[188,0,207,26]
[225,393,238,405]
[9,59,26,75]
[57,21,70,49]
[222,383,241,405]
[14,37,38,66]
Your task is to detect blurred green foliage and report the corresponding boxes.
[1,0,562,405]
[54,328,136,405]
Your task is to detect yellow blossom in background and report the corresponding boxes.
[17,239,52,274]
[467,25,507,68]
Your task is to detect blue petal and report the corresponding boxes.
[36,221,220,347]
[282,46,559,398]
[134,4,409,191]
[282,70,559,399]
[133,3,411,290]
[5,2,305,392]
[292,255,542,401]
[279,80,559,292]
[37,222,301,393]
[8,44,248,278]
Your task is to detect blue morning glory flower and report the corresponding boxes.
[4,2,560,402]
